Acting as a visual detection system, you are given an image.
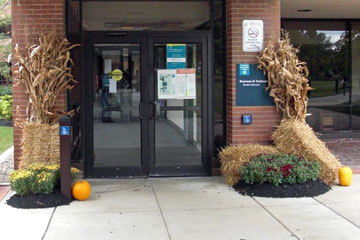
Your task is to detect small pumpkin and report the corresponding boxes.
[72,180,91,200]
[338,167,352,186]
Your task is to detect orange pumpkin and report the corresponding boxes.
[338,167,352,186]
[72,180,91,200]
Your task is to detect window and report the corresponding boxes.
[283,21,359,132]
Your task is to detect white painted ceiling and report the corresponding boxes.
[281,0,360,19]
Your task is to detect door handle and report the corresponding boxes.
[139,102,148,120]
[139,102,156,120]
[148,102,156,119]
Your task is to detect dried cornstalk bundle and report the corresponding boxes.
[258,32,312,122]
[219,144,279,185]
[14,31,79,124]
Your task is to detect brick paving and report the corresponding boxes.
[0,186,10,201]
[325,138,360,174]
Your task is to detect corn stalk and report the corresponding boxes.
[258,32,313,122]
[14,31,79,124]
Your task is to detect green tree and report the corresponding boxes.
[0,0,11,83]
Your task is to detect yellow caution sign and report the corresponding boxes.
[111,69,123,81]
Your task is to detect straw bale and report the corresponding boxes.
[272,120,341,185]
[19,122,60,169]
[219,144,279,185]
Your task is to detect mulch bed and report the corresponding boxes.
[6,188,72,209]
[233,179,331,198]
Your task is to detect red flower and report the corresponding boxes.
[267,167,277,173]
[280,164,293,177]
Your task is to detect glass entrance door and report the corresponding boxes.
[84,33,211,178]
[92,43,142,173]
[148,36,209,176]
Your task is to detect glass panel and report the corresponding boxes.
[283,21,351,131]
[307,107,350,131]
[352,22,360,106]
[154,43,202,166]
[82,1,210,31]
[352,107,360,130]
[93,44,141,167]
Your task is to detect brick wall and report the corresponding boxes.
[226,0,281,145]
[11,0,66,169]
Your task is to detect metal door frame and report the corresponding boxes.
[82,31,213,178]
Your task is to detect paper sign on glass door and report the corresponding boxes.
[109,78,117,93]
[158,69,177,99]
[158,68,196,99]
[176,69,196,99]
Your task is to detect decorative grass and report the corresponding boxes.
[219,144,279,186]
[272,119,341,185]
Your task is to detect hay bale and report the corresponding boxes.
[219,144,279,185]
[19,122,60,169]
[272,120,341,185]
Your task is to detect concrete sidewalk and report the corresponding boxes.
[1,176,360,240]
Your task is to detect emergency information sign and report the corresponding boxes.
[242,20,264,52]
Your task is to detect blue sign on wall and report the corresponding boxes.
[60,126,70,136]
[236,64,274,106]
[167,44,186,69]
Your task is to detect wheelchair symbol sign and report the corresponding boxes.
[60,126,70,136]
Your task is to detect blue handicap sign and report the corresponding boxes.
[60,126,70,136]
[239,64,250,76]
[242,115,252,125]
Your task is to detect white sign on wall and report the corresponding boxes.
[242,20,264,52]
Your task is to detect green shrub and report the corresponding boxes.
[10,163,80,196]
[0,94,12,120]
[239,154,320,186]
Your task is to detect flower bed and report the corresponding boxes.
[7,163,80,209]
[10,163,79,196]
[239,154,320,186]
[234,154,331,198]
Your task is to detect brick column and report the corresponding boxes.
[226,0,281,145]
[11,0,66,169]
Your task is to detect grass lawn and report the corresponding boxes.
[309,80,349,98]
[0,126,13,154]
